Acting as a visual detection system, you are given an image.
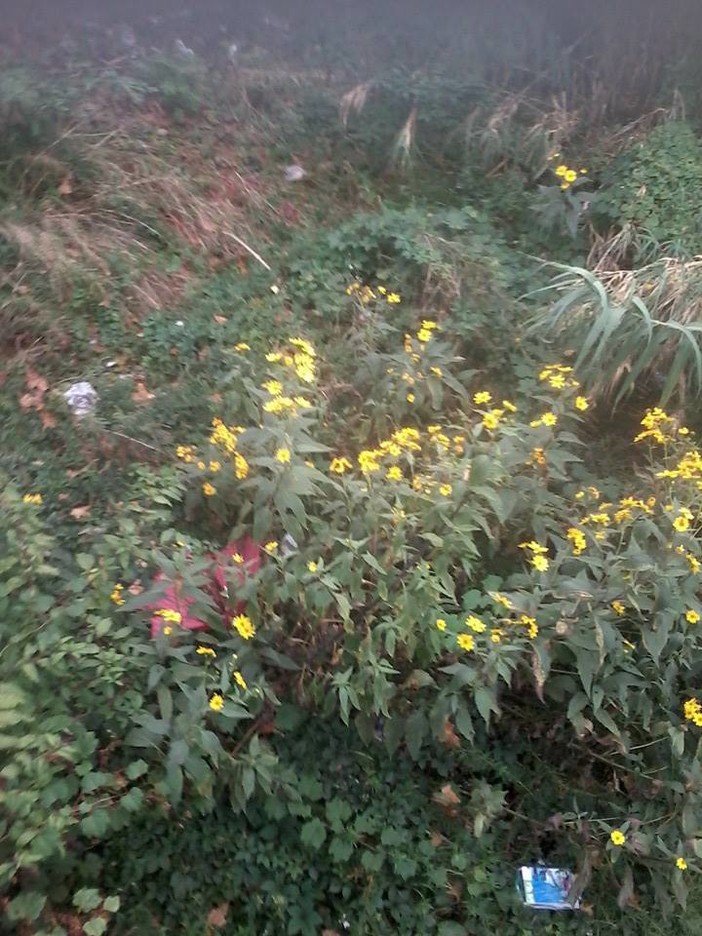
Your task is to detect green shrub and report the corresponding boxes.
[593,121,702,262]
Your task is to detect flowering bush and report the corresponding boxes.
[119,317,702,914]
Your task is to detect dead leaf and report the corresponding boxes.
[206,903,229,929]
[212,314,227,325]
[430,830,445,847]
[69,505,91,520]
[19,392,37,410]
[440,717,460,748]
[25,369,48,393]
[40,410,57,429]
[58,177,73,196]
[132,381,155,404]
[433,783,461,811]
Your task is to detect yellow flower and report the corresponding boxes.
[519,615,539,639]
[565,169,577,183]
[110,584,125,606]
[177,444,195,462]
[519,541,548,554]
[307,560,318,573]
[416,328,433,343]
[386,292,401,304]
[531,447,546,466]
[673,515,691,533]
[23,493,43,505]
[234,454,249,480]
[567,527,587,555]
[209,461,221,473]
[262,379,283,396]
[435,618,447,631]
[457,633,475,651]
[358,450,381,474]
[611,600,626,616]
[330,456,353,474]
[491,592,512,610]
[439,483,452,497]
[209,694,224,712]
[466,615,487,633]
[234,342,250,351]
[677,857,688,871]
[162,626,173,637]
[197,461,206,470]
[430,366,443,377]
[686,610,700,624]
[264,541,278,554]
[684,698,702,725]
[687,553,701,574]
[490,628,503,644]
[482,409,504,430]
[155,608,182,624]
[555,164,568,177]
[575,396,589,411]
[531,412,558,428]
[196,646,216,658]
[275,448,291,464]
[407,393,415,403]
[560,183,570,191]
[290,337,316,357]
[502,400,517,412]
[232,552,244,564]
[386,465,403,481]
[266,352,283,363]
[232,614,256,640]
[610,830,626,847]
[202,482,217,497]
[473,391,492,405]
[233,671,247,690]
[531,555,549,572]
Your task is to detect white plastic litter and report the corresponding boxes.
[280,533,298,557]
[174,39,195,58]
[64,381,98,418]
[284,164,306,182]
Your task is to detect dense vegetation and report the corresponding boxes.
[4,4,702,933]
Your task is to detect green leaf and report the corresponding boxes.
[7,891,46,922]
[83,918,108,936]
[474,686,499,726]
[125,759,149,780]
[404,709,427,760]
[73,888,103,912]
[300,818,327,850]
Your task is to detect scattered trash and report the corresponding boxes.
[175,320,185,327]
[516,865,581,911]
[105,361,117,369]
[174,39,195,58]
[280,533,298,557]
[284,164,306,182]
[64,381,98,418]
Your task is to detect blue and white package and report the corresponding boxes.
[516,865,580,910]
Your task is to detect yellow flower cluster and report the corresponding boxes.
[567,527,587,555]
[634,408,676,445]
[110,583,125,606]
[657,448,702,482]
[672,507,693,532]
[684,698,702,727]
[265,338,317,385]
[209,418,245,455]
[538,364,579,390]
[346,282,401,305]
[154,608,182,624]
[519,540,549,572]
[22,493,43,505]
[552,161,587,191]
[416,320,439,343]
